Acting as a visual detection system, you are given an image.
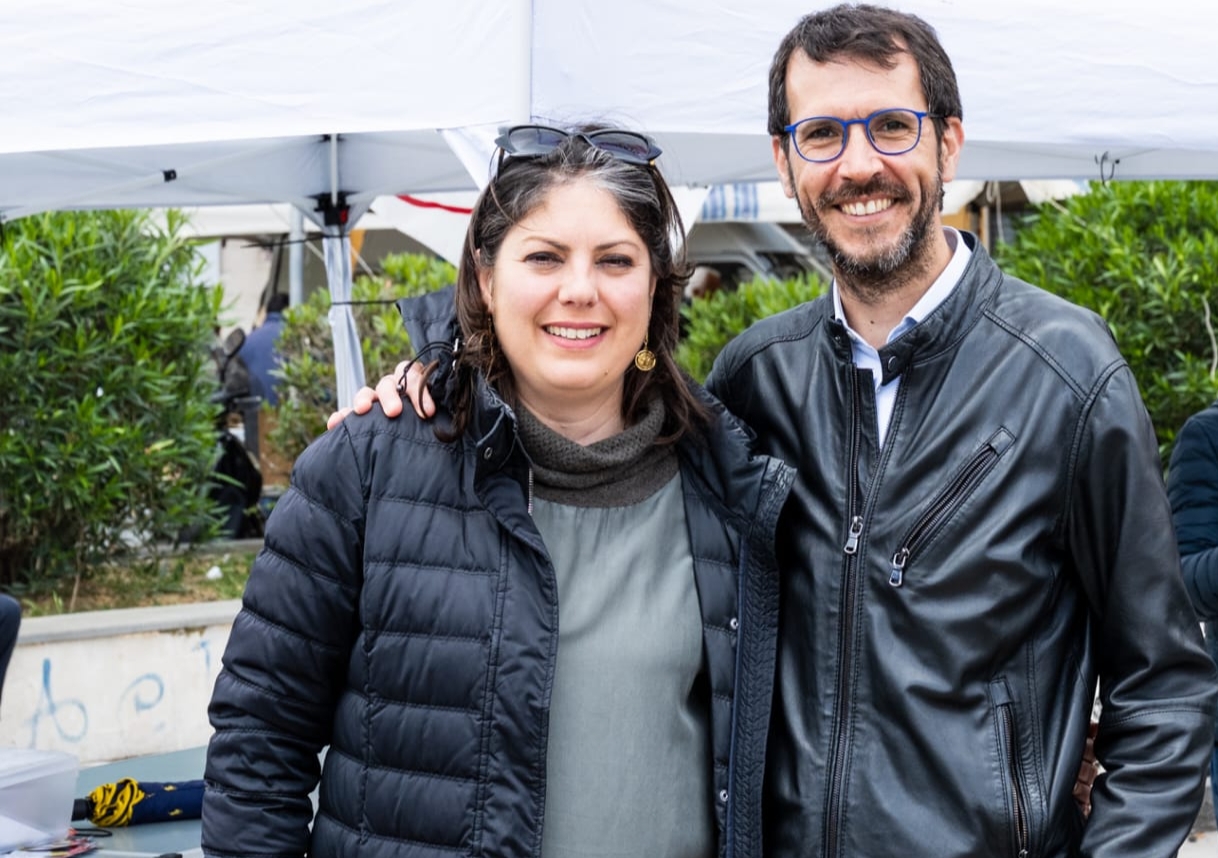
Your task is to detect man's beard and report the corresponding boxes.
[795,169,944,303]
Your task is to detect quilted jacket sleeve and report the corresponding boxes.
[1069,368,1218,856]
[201,421,366,858]
[1167,406,1218,621]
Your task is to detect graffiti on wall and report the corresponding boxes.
[0,625,230,764]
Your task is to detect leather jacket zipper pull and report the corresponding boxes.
[889,547,909,587]
[843,515,863,554]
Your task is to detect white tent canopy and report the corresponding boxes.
[1,0,1212,403]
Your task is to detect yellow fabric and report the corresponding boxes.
[87,777,146,827]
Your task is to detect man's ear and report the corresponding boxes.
[938,116,965,184]
[772,135,796,198]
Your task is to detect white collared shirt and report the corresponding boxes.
[831,227,972,446]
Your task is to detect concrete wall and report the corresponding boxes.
[0,601,240,765]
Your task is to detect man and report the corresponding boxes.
[707,5,1214,856]
[336,4,1216,855]
[1166,402,1218,829]
[238,292,289,407]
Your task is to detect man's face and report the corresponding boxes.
[772,50,964,288]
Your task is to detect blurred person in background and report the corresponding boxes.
[238,292,289,408]
[1167,400,1218,828]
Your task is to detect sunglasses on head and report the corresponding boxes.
[494,124,663,167]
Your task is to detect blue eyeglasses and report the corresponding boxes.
[494,124,663,168]
[785,108,939,163]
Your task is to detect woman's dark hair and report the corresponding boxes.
[439,126,708,443]
[768,3,962,146]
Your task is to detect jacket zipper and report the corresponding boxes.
[824,370,866,858]
[888,430,1012,587]
[724,539,748,858]
[999,702,1031,858]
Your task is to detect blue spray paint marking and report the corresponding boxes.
[193,639,212,674]
[25,658,88,746]
[119,673,167,733]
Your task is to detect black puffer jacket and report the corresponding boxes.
[1166,401,1218,743]
[709,234,1217,858]
[201,291,794,858]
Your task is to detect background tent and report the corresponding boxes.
[1,0,1213,402]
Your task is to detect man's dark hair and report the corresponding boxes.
[768,3,962,147]
[266,293,290,314]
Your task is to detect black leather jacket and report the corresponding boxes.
[708,233,1218,858]
[202,290,794,858]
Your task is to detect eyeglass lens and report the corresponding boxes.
[792,109,924,161]
[586,131,654,162]
[504,126,570,156]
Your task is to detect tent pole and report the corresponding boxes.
[288,207,305,308]
[330,135,340,208]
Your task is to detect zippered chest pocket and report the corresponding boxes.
[889,427,1015,587]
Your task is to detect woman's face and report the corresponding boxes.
[479,177,655,435]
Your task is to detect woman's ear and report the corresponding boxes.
[477,265,494,314]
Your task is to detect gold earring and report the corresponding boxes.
[634,335,656,372]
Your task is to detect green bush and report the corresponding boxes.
[996,180,1218,464]
[676,272,828,382]
[269,252,456,462]
[0,209,223,589]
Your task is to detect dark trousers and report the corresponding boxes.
[0,594,20,706]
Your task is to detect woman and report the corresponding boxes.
[201,124,794,858]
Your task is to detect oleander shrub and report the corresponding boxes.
[0,209,223,589]
[676,271,828,382]
[997,180,1218,464]
[268,252,456,463]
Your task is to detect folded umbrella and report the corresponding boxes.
[72,778,204,826]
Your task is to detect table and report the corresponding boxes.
[75,747,205,858]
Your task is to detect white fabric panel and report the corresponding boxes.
[1,0,1214,219]
[171,202,400,239]
[441,126,504,192]
[368,195,476,264]
[671,186,714,236]
[530,0,1216,182]
[0,131,488,220]
[0,0,527,154]
[930,1,1210,157]
[531,2,781,135]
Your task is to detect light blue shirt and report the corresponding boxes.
[832,228,972,446]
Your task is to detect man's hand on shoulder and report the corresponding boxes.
[324,360,435,430]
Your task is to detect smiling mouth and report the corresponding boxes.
[545,325,603,340]
[840,198,894,216]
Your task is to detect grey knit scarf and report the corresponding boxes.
[516,397,679,507]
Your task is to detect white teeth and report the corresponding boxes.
[842,198,893,216]
[546,326,602,340]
